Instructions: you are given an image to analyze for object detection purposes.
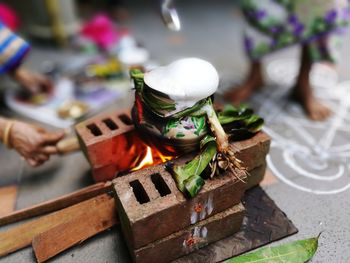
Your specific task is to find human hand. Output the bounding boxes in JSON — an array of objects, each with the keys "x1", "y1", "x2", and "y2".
[
  {"x1": 10, "y1": 67, "x2": 53, "y2": 95},
  {"x1": 9, "y1": 121, "x2": 64, "y2": 167}
]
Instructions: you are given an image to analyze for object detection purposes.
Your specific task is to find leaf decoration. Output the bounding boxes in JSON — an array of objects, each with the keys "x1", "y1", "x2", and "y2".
[
  {"x1": 218, "y1": 104, "x2": 264, "y2": 140},
  {"x1": 225, "y1": 235, "x2": 320, "y2": 263},
  {"x1": 129, "y1": 69, "x2": 144, "y2": 93},
  {"x1": 165, "y1": 135, "x2": 217, "y2": 197}
]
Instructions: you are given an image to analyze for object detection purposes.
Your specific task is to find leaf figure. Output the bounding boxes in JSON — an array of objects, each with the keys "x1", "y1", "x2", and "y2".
[{"x1": 225, "y1": 235, "x2": 320, "y2": 263}]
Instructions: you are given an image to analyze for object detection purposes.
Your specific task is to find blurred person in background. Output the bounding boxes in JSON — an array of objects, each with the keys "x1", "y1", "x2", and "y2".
[
  {"x1": 226, "y1": 0, "x2": 350, "y2": 120},
  {"x1": 0, "y1": 4, "x2": 64, "y2": 167}
]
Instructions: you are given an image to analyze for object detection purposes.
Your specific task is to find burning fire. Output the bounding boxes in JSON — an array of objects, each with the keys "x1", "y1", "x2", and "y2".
[
  {"x1": 113, "y1": 131, "x2": 176, "y2": 175},
  {"x1": 131, "y1": 145, "x2": 174, "y2": 171}
]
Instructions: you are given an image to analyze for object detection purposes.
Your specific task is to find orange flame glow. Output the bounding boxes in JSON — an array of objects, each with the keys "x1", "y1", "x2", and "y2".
[{"x1": 131, "y1": 146, "x2": 174, "y2": 171}]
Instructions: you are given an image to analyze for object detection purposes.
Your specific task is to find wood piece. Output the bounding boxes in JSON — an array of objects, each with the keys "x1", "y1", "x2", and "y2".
[
  {"x1": 56, "y1": 136, "x2": 80, "y2": 155},
  {"x1": 32, "y1": 197, "x2": 118, "y2": 262},
  {"x1": 0, "y1": 182, "x2": 113, "y2": 226},
  {"x1": 0, "y1": 194, "x2": 112, "y2": 257},
  {"x1": 0, "y1": 185, "x2": 17, "y2": 216}
]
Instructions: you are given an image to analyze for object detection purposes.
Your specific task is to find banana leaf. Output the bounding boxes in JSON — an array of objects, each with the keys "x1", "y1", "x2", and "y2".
[
  {"x1": 218, "y1": 105, "x2": 254, "y2": 124},
  {"x1": 130, "y1": 69, "x2": 209, "y2": 119},
  {"x1": 130, "y1": 69, "x2": 145, "y2": 93},
  {"x1": 226, "y1": 235, "x2": 320, "y2": 263},
  {"x1": 219, "y1": 104, "x2": 264, "y2": 140},
  {"x1": 142, "y1": 88, "x2": 177, "y2": 112},
  {"x1": 166, "y1": 136, "x2": 217, "y2": 197}
]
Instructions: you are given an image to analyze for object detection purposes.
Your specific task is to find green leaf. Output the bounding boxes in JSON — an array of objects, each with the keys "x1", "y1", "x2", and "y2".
[
  {"x1": 200, "y1": 135, "x2": 216, "y2": 149},
  {"x1": 192, "y1": 116, "x2": 206, "y2": 136},
  {"x1": 218, "y1": 105, "x2": 254, "y2": 124},
  {"x1": 129, "y1": 69, "x2": 144, "y2": 93},
  {"x1": 175, "y1": 132, "x2": 185, "y2": 138},
  {"x1": 217, "y1": 104, "x2": 264, "y2": 137},
  {"x1": 225, "y1": 235, "x2": 320, "y2": 263},
  {"x1": 166, "y1": 139, "x2": 217, "y2": 197},
  {"x1": 184, "y1": 175, "x2": 205, "y2": 198},
  {"x1": 171, "y1": 99, "x2": 208, "y2": 119},
  {"x1": 142, "y1": 88, "x2": 177, "y2": 112},
  {"x1": 244, "y1": 115, "x2": 265, "y2": 133}
]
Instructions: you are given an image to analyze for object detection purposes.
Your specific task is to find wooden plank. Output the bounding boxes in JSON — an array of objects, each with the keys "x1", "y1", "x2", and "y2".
[
  {"x1": 0, "y1": 194, "x2": 112, "y2": 257},
  {"x1": 32, "y1": 197, "x2": 118, "y2": 262},
  {"x1": 0, "y1": 182, "x2": 112, "y2": 226},
  {"x1": 0, "y1": 185, "x2": 18, "y2": 216},
  {"x1": 32, "y1": 199, "x2": 118, "y2": 262}
]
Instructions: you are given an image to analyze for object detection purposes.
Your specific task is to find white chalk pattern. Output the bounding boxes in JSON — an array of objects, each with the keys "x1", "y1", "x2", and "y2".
[{"x1": 253, "y1": 58, "x2": 350, "y2": 195}]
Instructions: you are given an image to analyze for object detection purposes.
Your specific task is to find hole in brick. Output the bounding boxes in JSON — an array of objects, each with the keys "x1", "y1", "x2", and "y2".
[
  {"x1": 151, "y1": 173, "x2": 171, "y2": 197},
  {"x1": 119, "y1": 114, "x2": 133, "y2": 125},
  {"x1": 103, "y1": 118, "x2": 119, "y2": 131},
  {"x1": 130, "y1": 180, "x2": 150, "y2": 204},
  {"x1": 87, "y1": 123, "x2": 102, "y2": 136}
]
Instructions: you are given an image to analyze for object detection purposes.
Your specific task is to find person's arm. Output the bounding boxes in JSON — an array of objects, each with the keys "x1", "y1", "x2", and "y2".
[
  {"x1": 10, "y1": 67, "x2": 53, "y2": 94},
  {"x1": 0, "y1": 117, "x2": 64, "y2": 167},
  {"x1": 0, "y1": 22, "x2": 53, "y2": 94},
  {"x1": 0, "y1": 22, "x2": 30, "y2": 74}
]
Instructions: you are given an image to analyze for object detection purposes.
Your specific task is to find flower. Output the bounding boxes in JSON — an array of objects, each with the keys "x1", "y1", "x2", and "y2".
[{"x1": 81, "y1": 14, "x2": 120, "y2": 50}]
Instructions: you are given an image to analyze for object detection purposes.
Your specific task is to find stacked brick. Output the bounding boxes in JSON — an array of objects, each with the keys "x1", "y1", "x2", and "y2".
[{"x1": 74, "y1": 108, "x2": 270, "y2": 262}]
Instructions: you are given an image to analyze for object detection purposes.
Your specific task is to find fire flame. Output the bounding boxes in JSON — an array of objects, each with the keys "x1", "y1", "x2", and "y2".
[{"x1": 131, "y1": 145, "x2": 174, "y2": 171}]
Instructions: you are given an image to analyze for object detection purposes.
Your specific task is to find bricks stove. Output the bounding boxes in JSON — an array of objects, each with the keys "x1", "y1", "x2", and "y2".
[{"x1": 74, "y1": 109, "x2": 271, "y2": 263}]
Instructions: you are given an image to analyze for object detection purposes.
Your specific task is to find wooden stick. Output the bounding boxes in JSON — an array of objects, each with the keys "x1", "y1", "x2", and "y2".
[
  {"x1": 0, "y1": 185, "x2": 18, "y2": 216},
  {"x1": 0, "y1": 182, "x2": 113, "y2": 226},
  {"x1": 0, "y1": 194, "x2": 112, "y2": 257},
  {"x1": 32, "y1": 197, "x2": 118, "y2": 262},
  {"x1": 56, "y1": 137, "x2": 80, "y2": 155}
]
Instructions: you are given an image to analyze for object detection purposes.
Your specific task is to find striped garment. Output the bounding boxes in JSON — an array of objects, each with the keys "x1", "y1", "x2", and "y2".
[{"x1": 0, "y1": 22, "x2": 30, "y2": 74}]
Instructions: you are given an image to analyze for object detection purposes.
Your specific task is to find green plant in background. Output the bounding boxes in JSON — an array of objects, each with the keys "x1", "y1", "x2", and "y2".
[{"x1": 226, "y1": 235, "x2": 320, "y2": 263}]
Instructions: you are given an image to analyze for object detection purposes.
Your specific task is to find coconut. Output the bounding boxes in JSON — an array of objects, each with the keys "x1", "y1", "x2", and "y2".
[{"x1": 143, "y1": 58, "x2": 219, "y2": 116}]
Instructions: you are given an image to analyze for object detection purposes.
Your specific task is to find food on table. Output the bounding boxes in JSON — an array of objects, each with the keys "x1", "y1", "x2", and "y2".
[{"x1": 57, "y1": 100, "x2": 90, "y2": 120}]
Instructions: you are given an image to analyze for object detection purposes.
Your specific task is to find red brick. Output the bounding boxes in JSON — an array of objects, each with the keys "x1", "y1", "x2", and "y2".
[
  {"x1": 113, "y1": 162, "x2": 247, "y2": 249},
  {"x1": 232, "y1": 132, "x2": 270, "y2": 171},
  {"x1": 132, "y1": 203, "x2": 245, "y2": 263},
  {"x1": 247, "y1": 162, "x2": 267, "y2": 189},
  {"x1": 91, "y1": 163, "x2": 119, "y2": 182},
  {"x1": 75, "y1": 109, "x2": 140, "y2": 181}
]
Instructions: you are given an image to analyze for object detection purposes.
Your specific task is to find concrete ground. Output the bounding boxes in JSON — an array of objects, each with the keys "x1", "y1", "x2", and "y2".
[{"x1": 1, "y1": 1, "x2": 350, "y2": 262}]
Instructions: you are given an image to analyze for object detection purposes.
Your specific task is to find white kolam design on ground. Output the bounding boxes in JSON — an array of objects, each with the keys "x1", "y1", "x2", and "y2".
[{"x1": 253, "y1": 58, "x2": 350, "y2": 195}]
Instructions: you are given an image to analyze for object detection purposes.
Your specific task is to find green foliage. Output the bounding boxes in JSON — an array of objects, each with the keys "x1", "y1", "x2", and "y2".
[
  {"x1": 129, "y1": 69, "x2": 144, "y2": 93},
  {"x1": 167, "y1": 136, "x2": 217, "y2": 197},
  {"x1": 218, "y1": 105, "x2": 264, "y2": 134},
  {"x1": 225, "y1": 236, "x2": 319, "y2": 263}
]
